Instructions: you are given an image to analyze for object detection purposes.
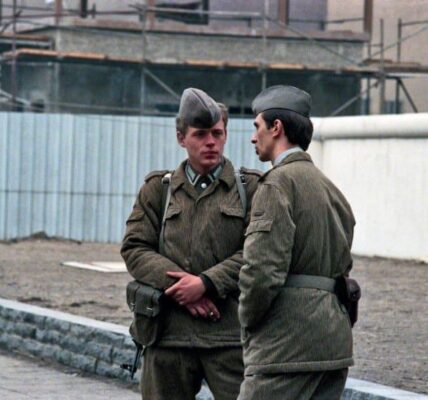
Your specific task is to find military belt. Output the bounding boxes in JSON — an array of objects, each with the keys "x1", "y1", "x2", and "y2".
[{"x1": 285, "y1": 274, "x2": 336, "y2": 293}]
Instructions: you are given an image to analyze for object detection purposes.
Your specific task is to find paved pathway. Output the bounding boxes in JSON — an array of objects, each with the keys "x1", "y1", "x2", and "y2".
[
  {"x1": 2, "y1": 349, "x2": 428, "y2": 400},
  {"x1": 0, "y1": 349, "x2": 139, "y2": 400}
]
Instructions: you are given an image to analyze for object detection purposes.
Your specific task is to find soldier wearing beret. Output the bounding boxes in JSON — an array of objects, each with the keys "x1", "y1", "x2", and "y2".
[
  {"x1": 121, "y1": 88, "x2": 261, "y2": 399},
  {"x1": 238, "y1": 85, "x2": 356, "y2": 400}
]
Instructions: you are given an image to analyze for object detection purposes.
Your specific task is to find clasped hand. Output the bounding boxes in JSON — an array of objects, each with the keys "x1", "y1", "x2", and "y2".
[{"x1": 165, "y1": 271, "x2": 220, "y2": 320}]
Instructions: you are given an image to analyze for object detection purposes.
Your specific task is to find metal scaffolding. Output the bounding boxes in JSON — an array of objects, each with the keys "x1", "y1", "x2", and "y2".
[{"x1": 0, "y1": 0, "x2": 427, "y2": 115}]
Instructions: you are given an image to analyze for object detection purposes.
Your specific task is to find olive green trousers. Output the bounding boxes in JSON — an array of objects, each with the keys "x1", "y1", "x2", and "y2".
[
  {"x1": 141, "y1": 346, "x2": 244, "y2": 400},
  {"x1": 238, "y1": 368, "x2": 348, "y2": 400}
]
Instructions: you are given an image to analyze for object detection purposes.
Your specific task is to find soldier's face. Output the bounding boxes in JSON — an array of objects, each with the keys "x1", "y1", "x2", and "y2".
[
  {"x1": 177, "y1": 119, "x2": 227, "y2": 175},
  {"x1": 252, "y1": 113, "x2": 274, "y2": 162}
]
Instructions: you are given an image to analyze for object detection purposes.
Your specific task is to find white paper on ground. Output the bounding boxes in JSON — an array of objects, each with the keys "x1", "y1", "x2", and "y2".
[{"x1": 60, "y1": 261, "x2": 127, "y2": 273}]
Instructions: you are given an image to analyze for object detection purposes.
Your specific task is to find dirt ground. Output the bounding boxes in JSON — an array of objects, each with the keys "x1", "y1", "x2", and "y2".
[{"x1": 0, "y1": 236, "x2": 427, "y2": 394}]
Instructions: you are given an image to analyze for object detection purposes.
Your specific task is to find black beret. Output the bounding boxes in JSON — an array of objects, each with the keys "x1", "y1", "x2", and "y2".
[
  {"x1": 252, "y1": 85, "x2": 312, "y2": 118},
  {"x1": 178, "y1": 88, "x2": 221, "y2": 128}
]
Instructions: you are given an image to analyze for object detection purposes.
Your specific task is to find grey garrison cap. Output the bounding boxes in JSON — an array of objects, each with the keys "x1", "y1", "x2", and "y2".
[
  {"x1": 252, "y1": 85, "x2": 312, "y2": 118},
  {"x1": 178, "y1": 88, "x2": 221, "y2": 128}
]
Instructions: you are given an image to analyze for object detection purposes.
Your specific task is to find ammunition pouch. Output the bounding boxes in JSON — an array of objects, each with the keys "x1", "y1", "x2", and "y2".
[
  {"x1": 335, "y1": 276, "x2": 361, "y2": 327},
  {"x1": 126, "y1": 280, "x2": 165, "y2": 347}
]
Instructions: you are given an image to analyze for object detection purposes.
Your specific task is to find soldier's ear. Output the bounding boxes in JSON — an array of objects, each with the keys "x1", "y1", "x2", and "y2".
[
  {"x1": 177, "y1": 131, "x2": 186, "y2": 148},
  {"x1": 272, "y1": 119, "x2": 283, "y2": 138}
]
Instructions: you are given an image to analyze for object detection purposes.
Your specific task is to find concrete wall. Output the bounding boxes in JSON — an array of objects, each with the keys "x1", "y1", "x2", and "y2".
[
  {"x1": 311, "y1": 113, "x2": 428, "y2": 261},
  {"x1": 1, "y1": 111, "x2": 427, "y2": 261},
  {"x1": 45, "y1": 28, "x2": 364, "y2": 68},
  {"x1": 0, "y1": 112, "x2": 266, "y2": 243}
]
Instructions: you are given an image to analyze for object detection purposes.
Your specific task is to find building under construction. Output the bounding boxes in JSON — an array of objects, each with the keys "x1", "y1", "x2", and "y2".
[{"x1": 0, "y1": 0, "x2": 427, "y2": 116}]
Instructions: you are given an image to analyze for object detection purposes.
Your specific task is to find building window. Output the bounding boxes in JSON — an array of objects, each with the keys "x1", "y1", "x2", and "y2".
[{"x1": 156, "y1": 0, "x2": 209, "y2": 25}]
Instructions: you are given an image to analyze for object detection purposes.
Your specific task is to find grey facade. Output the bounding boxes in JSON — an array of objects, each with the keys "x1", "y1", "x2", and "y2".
[
  {"x1": 0, "y1": 0, "x2": 368, "y2": 116},
  {"x1": 1, "y1": 0, "x2": 329, "y2": 30}
]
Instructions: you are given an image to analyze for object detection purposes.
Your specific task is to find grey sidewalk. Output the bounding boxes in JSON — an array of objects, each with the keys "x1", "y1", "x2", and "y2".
[
  {"x1": 2, "y1": 349, "x2": 427, "y2": 400},
  {"x1": 0, "y1": 349, "x2": 139, "y2": 400},
  {"x1": 1, "y1": 297, "x2": 426, "y2": 400}
]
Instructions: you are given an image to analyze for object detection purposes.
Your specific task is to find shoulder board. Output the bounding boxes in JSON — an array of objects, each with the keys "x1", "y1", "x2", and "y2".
[
  {"x1": 258, "y1": 166, "x2": 278, "y2": 182},
  {"x1": 144, "y1": 170, "x2": 170, "y2": 183},
  {"x1": 240, "y1": 167, "x2": 263, "y2": 177}
]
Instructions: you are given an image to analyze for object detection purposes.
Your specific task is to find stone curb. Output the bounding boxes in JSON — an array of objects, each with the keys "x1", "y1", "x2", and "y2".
[
  {"x1": 344, "y1": 378, "x2": 428, "y2": 400},
  {"x1": 0, "y1": 298, "x2": 426, "y2": 400},
  {"x1": 0, "y1": 298, "x2": 134, "y2": 382}
]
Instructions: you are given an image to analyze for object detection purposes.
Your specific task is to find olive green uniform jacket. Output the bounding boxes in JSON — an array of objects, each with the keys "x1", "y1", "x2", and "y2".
[
  {"x1": 239, "y1": 151, "x2": 355, "y2": 375},
  {"x1": 122, "y1": 158, "x2": 260, "y2": 348}
]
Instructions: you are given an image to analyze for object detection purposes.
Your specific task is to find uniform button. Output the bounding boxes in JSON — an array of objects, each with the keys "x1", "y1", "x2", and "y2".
[{"x1": 201, "y1": 182, "x2": 207, "y2": 189}]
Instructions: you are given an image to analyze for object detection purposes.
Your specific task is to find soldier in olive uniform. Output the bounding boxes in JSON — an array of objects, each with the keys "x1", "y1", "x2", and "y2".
[
  {"x1": 238, "y1": 85, "x2": 355, "y2": 400},
  {"x1": 121, "y1": 88, "x2": 260, "y2": 400}
]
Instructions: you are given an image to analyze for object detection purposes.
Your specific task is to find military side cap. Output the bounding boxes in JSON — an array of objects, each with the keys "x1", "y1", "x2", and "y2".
[
  {"x1": 252, "y1": 85, "x2": 312, "y2": 118},
  {"x1": 178, "y1": 88, "x2": 221, "y2": 128}
]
